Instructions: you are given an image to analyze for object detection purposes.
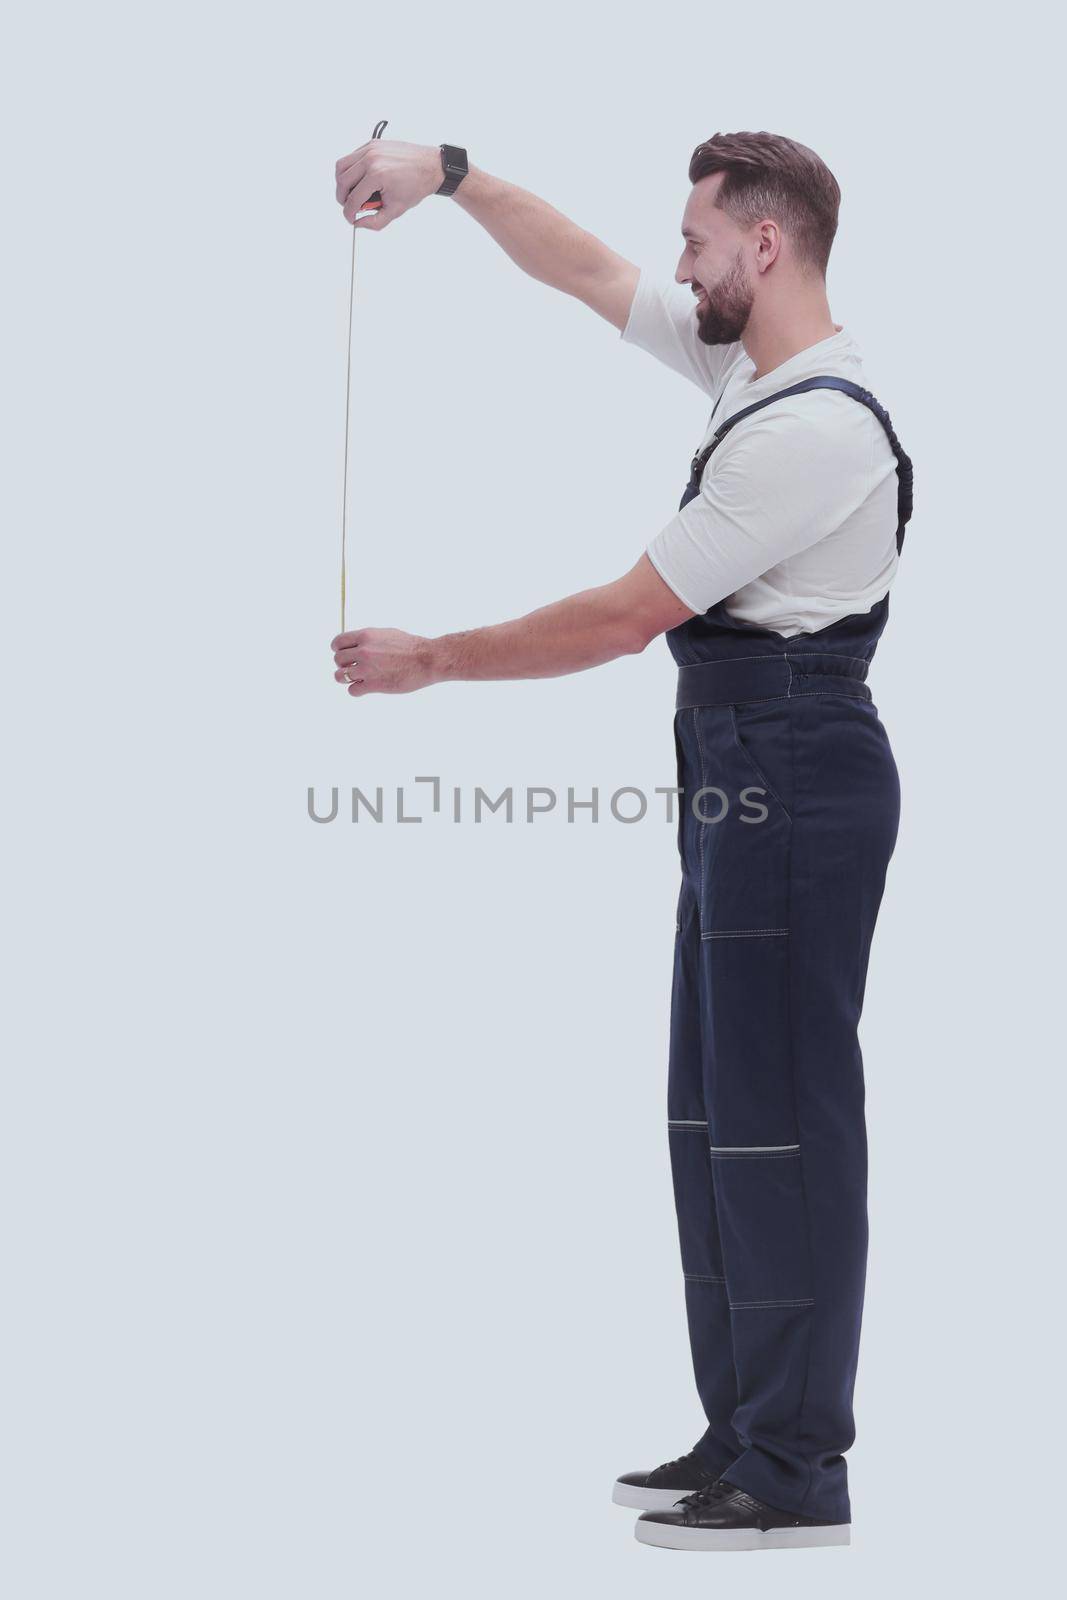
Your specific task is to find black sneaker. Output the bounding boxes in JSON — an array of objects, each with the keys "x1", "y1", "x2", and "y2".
[
  {"x1": 612, "y1": 1449, "x2": 724, "y2": 1511},
  {"x1": 635, "y1": 1481, "x2": 850, "y2": 1550}
]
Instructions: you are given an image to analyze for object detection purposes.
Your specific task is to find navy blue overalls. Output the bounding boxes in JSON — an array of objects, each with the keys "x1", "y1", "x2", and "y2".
[{"x1": 666, "y1": 377, "x2": 912, "y2": 1524}]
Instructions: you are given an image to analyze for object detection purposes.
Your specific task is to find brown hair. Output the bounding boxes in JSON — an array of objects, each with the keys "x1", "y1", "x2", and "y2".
[{"x1": 689, "y1": 132, "x2": 841, "y2": 275}]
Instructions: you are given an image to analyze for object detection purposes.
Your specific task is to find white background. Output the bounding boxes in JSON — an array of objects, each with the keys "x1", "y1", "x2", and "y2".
[{"x1": 3, "y1": 2, "x2": 1064, "y2": 1595}]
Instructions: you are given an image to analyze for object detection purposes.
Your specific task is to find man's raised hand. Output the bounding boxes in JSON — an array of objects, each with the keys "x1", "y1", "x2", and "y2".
[{"x1": 334, "y1": 140, "x2": 443, "y2": 231}]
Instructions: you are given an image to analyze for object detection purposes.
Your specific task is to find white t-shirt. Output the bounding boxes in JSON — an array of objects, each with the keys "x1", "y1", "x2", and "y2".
[{"x1": 620, "y1": 268, "x2": 900, "y2": 637}]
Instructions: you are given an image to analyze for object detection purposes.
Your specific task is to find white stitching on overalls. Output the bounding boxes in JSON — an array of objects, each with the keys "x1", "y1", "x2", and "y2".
[
  {"x1": 729, "y1": 1298, "x2": 815, "y2": 1310},
  {"x1": 708, "y1": 1143, "x2": 800, "y2": 1154}
]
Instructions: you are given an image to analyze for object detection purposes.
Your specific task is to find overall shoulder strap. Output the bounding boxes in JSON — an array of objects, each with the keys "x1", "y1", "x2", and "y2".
[{"x1": 694, "y1": 375, "x2": 914, "y2": 553}]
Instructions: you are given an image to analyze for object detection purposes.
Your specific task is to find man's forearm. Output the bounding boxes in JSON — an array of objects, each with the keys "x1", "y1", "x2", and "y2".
[
  {"x1": 431, "y1": 585, "x2": 648, "y2": 684},
  {"x1": 453, "y1": 166, "x2": 638, "y2": 327},
  {"x1": 425, "y1": 557, "x2": 692, "y2": 687}
]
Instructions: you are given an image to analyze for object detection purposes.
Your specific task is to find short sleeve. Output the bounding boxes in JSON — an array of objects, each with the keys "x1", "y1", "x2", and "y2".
[
  {"x1": 645, "y1": 398, "x2": 879, "y2": 614},
  {"x1": 620, "y1": 267, "x2": 740, "y2": 397}
]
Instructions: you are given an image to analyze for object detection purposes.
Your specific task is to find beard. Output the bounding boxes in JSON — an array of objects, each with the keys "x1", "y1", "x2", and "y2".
[{"x1": 695, "y1": 250, "x2": 754, "y2": 345}]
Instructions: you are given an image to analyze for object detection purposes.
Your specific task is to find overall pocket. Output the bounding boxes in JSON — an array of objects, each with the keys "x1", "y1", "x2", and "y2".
[
  {"x1": 711, "y1": 1147, "x2": 813, "y2": 1307},
  {"x1": 729, "y1": 701, "x2": 794, "y2": 822},
  {"x1": 694, "y1": 703, "x2": 791, "y2": 937}
]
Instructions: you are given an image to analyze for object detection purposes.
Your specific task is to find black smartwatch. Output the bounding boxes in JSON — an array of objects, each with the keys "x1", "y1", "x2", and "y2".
[{"x1": 437, "y1": 144, "x2": 468, "y2": 196}]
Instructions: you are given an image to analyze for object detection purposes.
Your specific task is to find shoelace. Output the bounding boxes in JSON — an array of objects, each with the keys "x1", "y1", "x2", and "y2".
[
  {"x1": 676, "y1": 1479, "x2": 731, "y2": 1509},
  {"x1": 653, "y1": 1452, "x2": 696, "y2": 1475}
]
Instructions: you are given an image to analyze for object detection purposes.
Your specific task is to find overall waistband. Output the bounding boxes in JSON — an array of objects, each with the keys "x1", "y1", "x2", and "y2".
[{"x1": 675, "y1": 653, "x2": 872, "y2": 710}]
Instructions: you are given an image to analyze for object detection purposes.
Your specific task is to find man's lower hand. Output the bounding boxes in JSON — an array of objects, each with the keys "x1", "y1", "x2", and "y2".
[{"x1": 331, "y1": 629, "x2": 441, "y2": 696}]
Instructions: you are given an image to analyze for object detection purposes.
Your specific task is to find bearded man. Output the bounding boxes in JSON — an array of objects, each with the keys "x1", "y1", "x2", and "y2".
[{"x1": 332, "y1": 130, "x2": 910, "y2": 1553}]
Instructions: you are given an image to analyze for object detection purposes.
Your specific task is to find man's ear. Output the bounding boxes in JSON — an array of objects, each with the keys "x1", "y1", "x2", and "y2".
[{"x1": 755, "y1": 219, "x2": 782, "y2": 273}]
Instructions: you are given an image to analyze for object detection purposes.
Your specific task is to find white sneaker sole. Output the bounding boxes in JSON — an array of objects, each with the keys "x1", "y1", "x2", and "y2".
[
  {"x1": 635, "y1": 1519, "x2": 851, "y2": 1551},
  {"x1": 612, "y1": 1481, "x2": 700, "y2": 1511}
]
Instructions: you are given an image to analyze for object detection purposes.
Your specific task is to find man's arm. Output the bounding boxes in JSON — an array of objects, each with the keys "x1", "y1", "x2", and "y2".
[
  {"x1": 331, "y1": 556, "x2": 693, "y2": 696},
  {"x1": 335, "y1": 140, "x2": 639, "y2": 330},
  {"x1": 453, "y1": 168, "x2": 639, "y2": 330}
]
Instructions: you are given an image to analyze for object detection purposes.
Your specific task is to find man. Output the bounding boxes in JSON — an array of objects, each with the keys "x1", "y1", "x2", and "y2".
[{"x1": 332, "y1": 131, "x2": 909, "y2": 1553}]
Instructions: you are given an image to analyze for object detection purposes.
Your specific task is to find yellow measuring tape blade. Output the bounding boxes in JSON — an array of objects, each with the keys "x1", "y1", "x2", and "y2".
[{"x1": 339, "y1": 222, "x2": 357, "y2": 634}]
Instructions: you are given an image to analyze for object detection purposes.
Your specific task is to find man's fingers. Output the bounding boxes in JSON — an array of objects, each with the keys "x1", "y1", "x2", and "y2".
[
  {"x1": 334, "y1": 646, "x2": 362, "y2": 666},
  {"x1": 335, "y1": 157, "x2": 368, "y2": 204},
  {"x1": 353, "y1": 206, "x2": 394, "y2": 232},
  {"x1": 334, "y1": 655, "x2": 372, "y2": 677},
  {"x1": 331, "y1": 631, "x2": 364, "y2": 652},
  {"x1": 334, "y1": 143, "x2": 372, "y2": 180},
  {"x1": 342, "y1": 172, "x2": 384, "y2": 221}
]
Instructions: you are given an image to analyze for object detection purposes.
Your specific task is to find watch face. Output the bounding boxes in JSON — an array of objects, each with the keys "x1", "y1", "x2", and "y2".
[{"x1": 437, "y1": 146, "x2": 467, "y2": 193}]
